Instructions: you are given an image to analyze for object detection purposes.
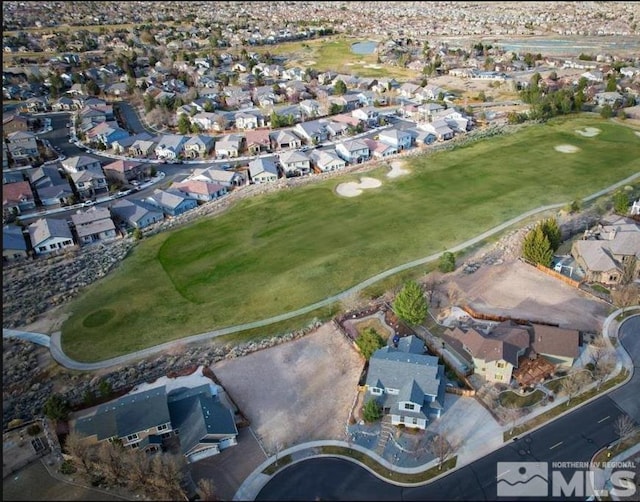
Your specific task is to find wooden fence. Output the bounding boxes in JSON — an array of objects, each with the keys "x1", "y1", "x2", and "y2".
[{"x1": 535, "y1": 263, "x2": 581, "y2": 288}]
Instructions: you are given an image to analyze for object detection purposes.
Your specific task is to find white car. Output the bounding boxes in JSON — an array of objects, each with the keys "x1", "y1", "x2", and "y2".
[{"x1": 83, "y1": 200, "x2": 96, "y2": 207}]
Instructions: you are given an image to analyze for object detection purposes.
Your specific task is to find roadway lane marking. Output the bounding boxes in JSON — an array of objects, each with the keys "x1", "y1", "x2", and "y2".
[
  {"x1": 497, "y1": 469, "x2": 511, "y2": 479},
  {"x1": 598, "y1": 416, "x2": 610, "y2": 423},
  {"x1": 550, "y1": 441, "x2": 563, "y2": 449}
]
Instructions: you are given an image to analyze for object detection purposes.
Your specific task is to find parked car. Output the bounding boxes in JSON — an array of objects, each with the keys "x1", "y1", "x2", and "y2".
[{"x1": 83, "y1": 200, "x2": 96, "y2": 207}]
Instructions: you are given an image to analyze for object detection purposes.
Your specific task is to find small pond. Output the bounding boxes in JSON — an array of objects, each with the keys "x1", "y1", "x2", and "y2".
[{"x1": 351, "y1": 40, "x2": 378, "y2": 55}]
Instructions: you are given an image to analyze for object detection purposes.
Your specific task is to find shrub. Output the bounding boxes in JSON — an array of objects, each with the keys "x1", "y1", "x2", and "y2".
[
  {"x1": 26, "y1": 424, "x2": 42, "y2": 436},
  {"x1": 60, "y1": 460, "x2": 77, "y2": 475},
  {"x1": 363, "y1": 399, "x2": 382, "y2": 423}
]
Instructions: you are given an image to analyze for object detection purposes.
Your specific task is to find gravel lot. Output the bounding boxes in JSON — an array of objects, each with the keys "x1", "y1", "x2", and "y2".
[
  {"x1": 449, "y1": 259, "x2": 610, "y2": 333},
  {"x1": 211, "y1": 322, "x2": 364, "y2": 454}
]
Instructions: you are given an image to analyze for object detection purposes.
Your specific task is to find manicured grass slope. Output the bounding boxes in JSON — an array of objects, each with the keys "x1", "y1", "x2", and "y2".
[{"x1": 61, "y1": 118, "x2": 640, "y2": 361}]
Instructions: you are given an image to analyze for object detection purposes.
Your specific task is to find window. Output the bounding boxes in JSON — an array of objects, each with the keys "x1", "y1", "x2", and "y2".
[
  {"x1": 157, "y1": 424, "x2": 168, "y2": 432},
  {"x1": 130, "y1": 443, "x2": 139, "y2": 449},
  {"x1": 126, "y1": 433, "x2": 139, "y2": 442},
  {"x1": 405, "y1": 403, "x2": 415, "y2": 411},
  {"x1": 497, "y1": 362, "x2": 505, "y2": 369},
  {"x1": 370, "y1": 387, "x2": 382, "y2": 395},
  {"x1": 495, "y1": 374, "x2": 503, "y2": 381}
]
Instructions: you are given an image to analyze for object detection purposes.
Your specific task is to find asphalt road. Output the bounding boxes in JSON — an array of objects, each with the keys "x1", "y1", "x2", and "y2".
[{"x1": 256, "y1": 320, "x2": 640, "y2": 501}]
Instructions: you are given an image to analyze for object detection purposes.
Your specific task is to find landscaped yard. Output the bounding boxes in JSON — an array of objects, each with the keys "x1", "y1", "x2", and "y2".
[
  {"x1": 499, "y1": 389, "x2": 545, "y2": 408},
  {"x1": 60, "y1": 117, "x2": 640, "y2": 361}
]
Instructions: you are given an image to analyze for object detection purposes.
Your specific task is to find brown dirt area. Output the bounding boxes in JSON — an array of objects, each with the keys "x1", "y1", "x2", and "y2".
[
  {"x1": 447, "y1": 259, "x2": 610, "y2": 333},
  {"x1": 210, "y1": 322, "x2": 364, "y2": 454}
]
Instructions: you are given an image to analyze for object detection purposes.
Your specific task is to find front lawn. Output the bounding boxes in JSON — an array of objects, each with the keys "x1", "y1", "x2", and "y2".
[
  {"x1": 499, "y1": 389, "x2": 545, "y2": 408},
  {"x1": 61, "y1": 118, "x2": 640, "y2": 361}
]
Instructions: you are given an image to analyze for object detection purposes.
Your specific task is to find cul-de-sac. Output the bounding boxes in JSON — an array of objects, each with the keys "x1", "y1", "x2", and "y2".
[{"x1": 2, "y1": 2, "x2": 639, "y2": 501}]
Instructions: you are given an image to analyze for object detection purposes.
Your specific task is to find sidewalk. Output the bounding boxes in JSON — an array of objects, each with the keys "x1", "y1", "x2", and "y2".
[{"x1": 590, "y1": 442, "x2": 640, "y2": 500}]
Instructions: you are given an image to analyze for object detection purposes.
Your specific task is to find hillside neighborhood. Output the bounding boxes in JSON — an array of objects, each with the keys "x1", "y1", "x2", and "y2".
[{"x1": 2, "y1": 2, "x2": 640, "y2": 502}]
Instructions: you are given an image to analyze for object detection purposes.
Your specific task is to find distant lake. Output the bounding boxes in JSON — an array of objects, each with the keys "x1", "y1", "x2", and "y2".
[{"x1": 351, "y1": 41, "x2": 378, "y2": 55}]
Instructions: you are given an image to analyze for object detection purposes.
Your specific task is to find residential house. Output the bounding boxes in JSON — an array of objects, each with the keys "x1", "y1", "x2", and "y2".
[
  {"x1": 308, "y1": 148, "x2": 346, "y2": 173},
  {"x1": 109, "y1": 198, "x2": 163, "y2": 229},
  {"x1": 190, "y1": 166, "x2": 246, "y2": 187},
  {"x1": 51, "y1": 96, "x2": 77, "y2": 112},
  {"x1": 351, "y1": 106, "x2": 380, "y2": 127},
  {"x1": 364, "y1": 335, "x2": 446, "y2": 430},
  {"x1": 155, "y1": 134, "x2": 187, "y2": 160},
  {"x1": 184, "y1": 135, "x2": 215, "y2": 159},
  {"x1": 69, "y1": 167, "x2": 108, "y2": 200},
  {"x1": 70, "y1": 207, "x2": 117, "y2": 246},
  {"x1": 416, "y1": 102, "x2": 446, "y2": 122},
  {"x1": 6, "y1": 131, "x2": 39, "y2": 159},
  {"x1": 330, "y1": 93, "x2": 361, "y2": 112},
  {"x1": 335, "y1": 138, "x2": 370, "y2": 164},
  {"x1": 398, "y1": 82, "x2": 422, "y2": 99},
  {"x1": 445, "y1": 322, "x2": 530, "y2": 384},
  {"x1": 294, "y1": 120, "x2": 329, "y2": 145},
  {"x1": 270, "y1": 129, "x2": 303, "y2": 150},
  {"x1": 112, "y1": 132, "x2": 153, "y2": 155},
  {"x1": 73, "y1": 384, "x2": 238, "y2": 462},
  {"x1": 167, "y1": 384, "x2": 239, "y2": 463},
  {"x1": 278, "y1": 150, "x2": 311, "y2": 177},
  {"x1": 378, "y1": 128, "x2": 413, "y2": 151},
  {"x1": 407, "y1": 128, "x2": 437, "y2": 146},
  {"x1": 171, "y1": 180, "x2": 228, "y2": 202},
  {"x1": 128, "y1": 138, "x2": 157, "y2": 158},
  {"x1": 324, "y1": 120, "x2": 349, "y2": 139},
  {"x1": 299, "y1": 99, "x2": 321, "y2": 119},
  {"x1": 248, "y1": 157, "x2": 279, "y2": 184},
  {"x1": 145, "y1": 189, "x2": 198, "y2": 217},
  {"x1": 191, "y1": 112, "x2": 228, "y2": 132},
  {"x1": 86, "y1": 121, "x2": 130, "y2": 148},
  {"x1": 234, "y1": 110, "x2": 265, "y2": 130},
  {"x1": 529, "y1": 324, "x2": 580, "y2": 368},
  {"x1": 244, "y1": 129, "x2": 272, "y2": 155},
  {"x1": 418, "y1": 119, "x2": 454, "y2": 141},
  {"x1": 102, "y1": 160, "x2": 146, "y2": 185},
  {"x1": 3, "y1": 224, "x2": 28, "y2": 261},
  {"x1": 215, "y1": 134, "x2": 244, "y2": 159},
  {"x1": 431, "y1": 108, "x2": 471, "y2": 132},
  {"x1": 363, "y1": 138, "x2": 397, "y2": 159},
  {"x1": 61, "y1": 155, "x2": 102, "y2": 174},
  {"x1": 594, "y1": 91, "x2": 624, "y2": 107},
  {"x1": 571, "y1": 216, "x2": 640, "y2": 285},
  {"x1": 30, "y1": 165, "x2": 74, "y2": 207},
  {"x1": 3, "y1": 180, "x2": 36, "y2": 218},
  {"x1": 28, "y1": 217, "x2": 75, "y2": 255}
]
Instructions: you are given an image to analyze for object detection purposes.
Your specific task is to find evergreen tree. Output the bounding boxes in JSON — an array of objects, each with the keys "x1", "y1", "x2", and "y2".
[
  {"x1": 393, "y1": 280, "x2": 428, "y2": 326},
  {"x1": 438, "y1": 251, "x2": 456, "y2": 273},
  {"x1": 522, "y1": 226, "x2": 553, "y2": 266},
  {"x1": 613, "y1": 190, "x2": 629, "y2": 214},
  {"x1": 355, "y1": 328, "x2": 385, "y2": 360},
  {"x1": 362, "y1": 399, "x2": 382, "y2": 423},
  {"x1": 540, "y1": 218, "x2": 562, "y2": 251}
]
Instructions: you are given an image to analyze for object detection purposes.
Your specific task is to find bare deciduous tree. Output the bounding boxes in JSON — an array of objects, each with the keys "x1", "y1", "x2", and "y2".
[
  {"x1": 428, "y1": 432, "x2": 457, "y2": 470},
  {"x1": 611, "y1": 284, "x2": 640, "y2": 314},
  {"x1": 96, "y1": 441, "x2": 128, "y2": 486},
  {"x1": 149, "y1": 453, "x2": 188, "y2": 501},
  {"x1": 64, "y1": 431, "x2": 95, "y2": 475},
  {"x1": 123, "y1": 449, "x2": 153, "y2": 493},
  {"x1": 589, "y1": 337, "x2": 614, "y2": 373},
  {"x1": 501, "y1": 403, "x2": 523, "y2": 436},
  {"x1": 340, "y1": 290, "x2": 365, "y2": 313},
  {"x1": 423, "y1": 271, "x2": 442, "y2": 305},
  {"x1": 593, "y1": 356, "x2": 616, "y2": 390},
  {"x1": 196, "y1": 478, "x2": 218, "y2": 501},
  {"x1": 446, "y1": 283, "x2": 462, "y2": 307},
  {"x1": 614, "y1": 414, "x2": 637, "y2": 442},
  {"x1": 561, "y1": 370, "x2": 589, "y2": 406}
]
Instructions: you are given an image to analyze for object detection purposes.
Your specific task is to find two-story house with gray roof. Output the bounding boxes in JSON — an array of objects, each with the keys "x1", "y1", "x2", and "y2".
[
  {"x1": 73, "y1": 384, "x2": 238, "y2": 462},
  {"x1": 364, "y1": 335, "x2": 446, "y2": 430},
  {"x1": 145, "y1": 189, "x2": 198, "y2": 217}
]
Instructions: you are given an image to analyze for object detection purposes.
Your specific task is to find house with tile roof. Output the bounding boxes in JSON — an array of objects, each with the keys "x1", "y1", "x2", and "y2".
[
  {"x1": 308, "y1": 148, "x2": 346, "y2": 173},
  {"x1": 72, "y1": 384, "x2": 238, "y2": 462},
  {"x1": 155, "y1": 134, "x2": 188, "y2": 160},
  {"x1": 335, "y1": 138, "x2": 370, "y2": 164},
  {"x1": 69, "y1": 167, "x2": 108, "y2": 200},
  {"x1": 171, "y1": 180, "x2": 228, "y2": 202},
  {"x1": 3, "y1": 180, "x2": 36, "y2": 217},
  {"x1": 244, "y1": 129, "x2": 272, "y2": 155},
  {"x1": 28, "y1": 217, "x2": 75, "y2": 255},
  {"x1": 278, "y1": 150, "x2": 311, "y2": 177},
  {"x1": 364, "y1": 335, "x2": 446, "y2": 430},
  {"x1": 102, "y1": 160, "x2": 146, "y2": 185},
  {"x1": 184, "y1": 135, "x2": 215, "y2": 159},
  {"x1": 190, "y1": 166, "x2": 246, "y2": 187},
  {"x1": 571, "y1": 215, "x2": 640, "y2": 285},
  {"x1": 444, "y1": 321, "x2": 581, "y2": 384},
  {"x1": 61, "y1": 155, "x2": 102, "y2": 174}
]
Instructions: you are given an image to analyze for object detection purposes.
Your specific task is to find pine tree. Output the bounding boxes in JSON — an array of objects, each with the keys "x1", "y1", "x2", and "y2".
[
  {"x1": 522, "y1": 226, "x2": 553, "y2": 266},
  {"x1": 541, "y1": 218, "x2": 562, "y2": 251},
  {"x1": 393, "y1": 280, "x2": 428, "y2": 325}
]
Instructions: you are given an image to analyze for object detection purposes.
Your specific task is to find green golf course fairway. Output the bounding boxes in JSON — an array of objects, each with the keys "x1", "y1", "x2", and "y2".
[{"x1": 61, "y1": 117, "x2": 640, "y2": 362}]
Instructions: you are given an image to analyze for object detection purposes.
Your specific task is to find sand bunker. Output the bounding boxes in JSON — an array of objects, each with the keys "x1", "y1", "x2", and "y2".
[
  {"x1": 635, "y1": 131, "x2": 640, "y2": 138},
  {"x1": 555, "y1": 144, "x2": 580, "y2": 153},
  {"x1": 387, "y1": 160, "x2": 410, "y2": 178},
  {"x1": 336, "y1": 176, "x2": 382, "y2": 197},
  {"x1": 575, "y1": 127, "x2": 601, "y2": 137}
]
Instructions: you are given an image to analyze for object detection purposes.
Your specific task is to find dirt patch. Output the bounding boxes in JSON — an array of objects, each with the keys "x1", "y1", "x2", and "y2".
[
  {"x1": 211, "y1": 323, "x2": 364, "y2": 453},
  {"x1": 448, "y1": 260, "x2": 609, "y2": 332}
]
